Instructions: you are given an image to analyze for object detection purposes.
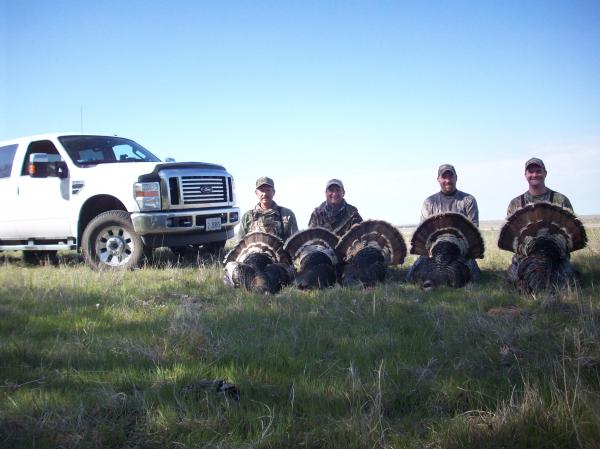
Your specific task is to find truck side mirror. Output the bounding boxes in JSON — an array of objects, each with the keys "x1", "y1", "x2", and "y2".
[
  {"x1": 28, "y1": 153, "x2": 69, "y2": 179},
  {"x1": 29, "y1": 153, "x2": 49, "y2": 178}
]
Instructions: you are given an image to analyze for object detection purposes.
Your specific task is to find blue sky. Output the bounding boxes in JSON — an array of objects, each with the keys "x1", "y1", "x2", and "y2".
[{"x1": 2, "y1": 0, "x2": 599, "y2": 225}]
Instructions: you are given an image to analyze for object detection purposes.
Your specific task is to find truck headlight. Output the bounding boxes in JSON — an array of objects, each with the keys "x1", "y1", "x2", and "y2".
[
  {"x1": 230, "y1": 177, "x2": 236, "y2": 203},
  {"x1": 134, "y1": 182, "x2": 161, "y2": 210}
]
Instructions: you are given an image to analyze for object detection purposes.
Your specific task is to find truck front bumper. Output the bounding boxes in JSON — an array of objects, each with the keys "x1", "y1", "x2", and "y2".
[{"x1": 131, "y1": 207, "x2": 239, "y2": 238}]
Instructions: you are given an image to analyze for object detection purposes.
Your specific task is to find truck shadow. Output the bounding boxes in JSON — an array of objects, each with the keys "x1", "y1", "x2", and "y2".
[
  {"x1": 0, "y1": 247, "x2": 223, "y2": 269},
  {"x1": 143, "y1": 247, "x2": 224, "y2": 268}
]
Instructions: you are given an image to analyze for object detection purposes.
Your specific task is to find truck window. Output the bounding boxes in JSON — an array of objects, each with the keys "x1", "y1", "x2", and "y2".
[
  {"x1": 21, "y1": 140, "x2": 61, "y2": 175},
  {"x1": 114, "y1": 144, "x2": 148, "y2": 162},
  {"x1": 59, "y1": 135, "x2": 161, "y2": 166},
  {"x1": 0, "y1": 144, "x2": 18, "y2": 178},
  {"x1": 78, "y1": 148, "x2": 107, "y2": 163}
]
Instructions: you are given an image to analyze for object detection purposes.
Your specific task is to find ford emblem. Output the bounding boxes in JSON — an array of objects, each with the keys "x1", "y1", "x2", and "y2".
[{"x1": 200, "y1": 186, "x2": 213, "y2": 194}]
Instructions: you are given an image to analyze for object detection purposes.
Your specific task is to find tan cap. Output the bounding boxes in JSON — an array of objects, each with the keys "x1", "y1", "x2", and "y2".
[
  {"x1": 325, "y1": 178, "x2": 344, "y2": 190},
  {"x1": 525, "y1": 157, "x2": 545, "y2": 170},
  {"x1": 437, "y1": 164, "x2": 456, "y2": 177},
  {"x1": 255, "y1": 176, "x2": 274, "y2": 189}
]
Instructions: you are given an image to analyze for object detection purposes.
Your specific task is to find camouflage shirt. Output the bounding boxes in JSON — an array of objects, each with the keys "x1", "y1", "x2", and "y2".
[
  {"x1": 238, "y1": 202, "x2": 298, "y2": 241},
  {"x1": 420, "y1": 190, "x2": 479, "y2": 226},
  {"x1": 506, "y1": 189, "x2": 573, "y2": 217},
  {"x1": 308, "y1": 200, "x2": 363, "y2": 237}
]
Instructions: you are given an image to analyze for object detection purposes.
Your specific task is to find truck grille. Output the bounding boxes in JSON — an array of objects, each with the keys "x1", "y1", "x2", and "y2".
[{"x1": 180, "y1": 176, "x2": 227, "y2": 204}]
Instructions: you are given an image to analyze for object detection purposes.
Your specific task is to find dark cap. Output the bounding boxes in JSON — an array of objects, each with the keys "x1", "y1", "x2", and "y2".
[
  {"x1": 525, "y1": 157, "x2": 545, "y2": 171},
  {"x1": 437, "y1": 164, "x2": 457, "y2": 177},
  {"x1": 325, "y1": 178, "x2": 344, "y2": 190},
  {"x1": 255, "y1": 176, "x2": 274, "y2": 189}
]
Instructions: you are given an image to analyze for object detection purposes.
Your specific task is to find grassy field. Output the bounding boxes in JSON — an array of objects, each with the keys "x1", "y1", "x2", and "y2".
[{"x1": 1, "y1": 228, "x2": 600, "y2": 449}]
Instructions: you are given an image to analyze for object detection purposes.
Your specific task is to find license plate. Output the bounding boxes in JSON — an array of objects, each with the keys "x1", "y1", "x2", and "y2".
[{"x1": 205, "y1": 217, "x2": 222, "y2": 231}]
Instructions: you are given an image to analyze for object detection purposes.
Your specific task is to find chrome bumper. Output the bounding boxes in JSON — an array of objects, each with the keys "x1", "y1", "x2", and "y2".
[{"x1": 131, "y1": 207, "x2": 240, "y2": 235}]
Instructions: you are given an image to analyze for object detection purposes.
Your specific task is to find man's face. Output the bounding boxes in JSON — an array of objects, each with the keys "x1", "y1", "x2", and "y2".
[
  {"x1": 437, "y1": 171, "x2": 457, "y2": 194},
  {"x1": 525, "y1": 164, "x2": 547, "y2": 189},
  {"x1": 326, "y1": 185, "x2": 345, "y2": 208},
  {"x1": 255, "y1": 185, "x2": 275, "y2": 209}
]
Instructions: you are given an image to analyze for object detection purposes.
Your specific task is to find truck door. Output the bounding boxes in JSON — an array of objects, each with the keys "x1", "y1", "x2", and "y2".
[
  {"x1": 11, "y1": 140, "x2": 72, "y2": 239},
  {"x1": 0, "y1": 143, "x2": 20, "y2": 238}
]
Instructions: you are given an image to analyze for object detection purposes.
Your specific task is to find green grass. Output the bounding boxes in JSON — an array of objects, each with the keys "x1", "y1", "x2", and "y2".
[{"x1": 1, "y1": 230, "x2": 600, "y2": 449}]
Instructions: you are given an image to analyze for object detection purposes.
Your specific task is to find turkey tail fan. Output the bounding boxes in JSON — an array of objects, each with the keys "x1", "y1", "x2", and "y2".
[
  {"x1": 283, "y1": 228, "x2": 340, "y2": 290},
  {"x1": 222, "y1": 232, "x2": 292, "y2": 294},
  {"x1": 410, "y1": 212, "x2": 484, "y2": 259},
  {"x1": 223, "y1": 231, "x2": 289, "y2": 265},
  {"x1": 498, "y1": 202, "x2": 587, "y2": 256},
  {"x1": 283, "y1": 228, "x2": 340, "y2": 262},
  {"x1": 336, "y1": 220, "x2": 407, "y2": 265},
  {"x1": 283, "y1": 228, "x2": 340, "y2": 270}
]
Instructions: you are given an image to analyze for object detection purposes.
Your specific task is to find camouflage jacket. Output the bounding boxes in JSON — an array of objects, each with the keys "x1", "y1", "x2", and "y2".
[
  {"x1": 420, "y1": 190, "x2": 479, "y2": 226},
  {"x1": 308, "y1": 200, "x2": 363, "y2": 237},
  {"x1": 238, "y1": 202, "x2": 298, "y2": 241},
  {"x1": 506, "y1": 189, "x2": 573, "y2": 217}
]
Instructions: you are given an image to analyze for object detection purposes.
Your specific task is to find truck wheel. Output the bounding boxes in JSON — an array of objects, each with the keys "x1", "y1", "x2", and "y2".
[{"x1": 82, "y1": 210, "x2": 145, "y2": 270}]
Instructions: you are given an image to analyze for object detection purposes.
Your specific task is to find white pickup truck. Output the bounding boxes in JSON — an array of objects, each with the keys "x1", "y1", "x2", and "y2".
[{"x1": 0, "y1": 133, "x2": 240, "y2": 268}]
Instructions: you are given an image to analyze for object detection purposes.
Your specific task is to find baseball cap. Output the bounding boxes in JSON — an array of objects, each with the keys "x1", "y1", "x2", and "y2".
[
  {"x1": 325, "y1": 178, "x2": 344, "y2": 190},
  {"x1": 437, "y1": 164, "x2": 457, "y2": 177},
  {"x1": 255, "y1": 176, "x2": 274, "y2": 189},
  {"x1": 525, "y1": 157, "x2": 545, "y2": 171}
]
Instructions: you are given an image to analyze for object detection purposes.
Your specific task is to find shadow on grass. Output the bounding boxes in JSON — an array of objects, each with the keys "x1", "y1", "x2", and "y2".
[{"x1": 0, "y1": 247, "x2": 224, "y2": 269}]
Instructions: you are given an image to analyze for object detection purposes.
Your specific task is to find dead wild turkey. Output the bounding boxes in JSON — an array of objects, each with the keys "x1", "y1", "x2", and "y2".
[
  {"x1": 223, "y1": 231, "x2": 293, "y2": 294},
  {"x1": 408, "y1": 212, "x2": 484, "y2": 289},
  {"x1": 283, "y1": 227, "x2": 340, "y2": 289},
  {"x1": 498, "y1": 202, "x2": 587, "y2": 293},
  {"x1": 336, "y1": 220, "x2": 407, "y2": 288}
]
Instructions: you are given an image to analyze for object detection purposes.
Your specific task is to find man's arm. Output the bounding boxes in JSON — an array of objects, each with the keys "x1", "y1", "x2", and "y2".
[
  {"x1": 558, "y1": 194, "x2": 574, "y2": 213},
  {"x1": 237, "y1": 210, "x2": 251, "y2": 240},
  {"x1": 333, "y1": 211, "x2": 359, "y2": 236},
  {"x1": 564, "y1": 197, "x2": 574, "y2": 212},
  {"x1": 419, "y1": 199, "x2": 432, "y2": 223},
  {"x1": 352, "y1": 209, "x2": 363, "y2": 225},
  {"x1": 465, "y1": 196, "x2": 479, "y2": 227},
  {"x1": 287, "y1": 211, "x2": 299, "y2": 238},
  {"x1": 506, "y1": 197, "x2": 520, "y2": 217},
  {"x1": 308, "y1": 210, "x2": 318, "y2": 228}
]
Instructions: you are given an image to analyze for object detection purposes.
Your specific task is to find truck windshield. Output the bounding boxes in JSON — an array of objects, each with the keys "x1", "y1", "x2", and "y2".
[{"x1": 59, "y1": 135, "x2": 162, "y2": 167}]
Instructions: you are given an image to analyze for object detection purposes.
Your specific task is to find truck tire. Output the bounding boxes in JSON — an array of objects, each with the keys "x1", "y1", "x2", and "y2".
[{"x1": 82, "y1": 210, "x2": 145, "y2": 270}]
